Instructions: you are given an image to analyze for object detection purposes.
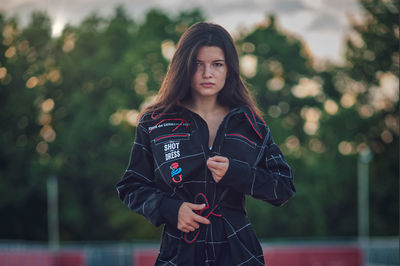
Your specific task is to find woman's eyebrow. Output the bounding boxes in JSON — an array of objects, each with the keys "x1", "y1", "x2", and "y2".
[{"x1": 195, "y1": 59, "x2": 225, "y2": 62}]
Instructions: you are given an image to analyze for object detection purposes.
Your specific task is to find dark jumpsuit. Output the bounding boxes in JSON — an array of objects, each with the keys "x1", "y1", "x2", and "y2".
[{"x1": 116, "y1": 104, "x2": 296, "y2": 265}]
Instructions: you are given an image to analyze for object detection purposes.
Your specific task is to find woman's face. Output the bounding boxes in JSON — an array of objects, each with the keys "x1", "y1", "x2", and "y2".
[{"x1": 190, "y1": 46, "x2": 227, "y2": 99}]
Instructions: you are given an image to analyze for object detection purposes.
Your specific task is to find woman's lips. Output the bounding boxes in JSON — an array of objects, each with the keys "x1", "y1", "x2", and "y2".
[{"x1": 200, "y1": 82, "x2": 215, "y2": 88}]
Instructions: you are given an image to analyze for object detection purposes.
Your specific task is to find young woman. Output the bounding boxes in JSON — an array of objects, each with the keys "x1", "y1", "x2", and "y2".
[{"x1": 116, "y1": 22, "x2": 295, "y2": 265}]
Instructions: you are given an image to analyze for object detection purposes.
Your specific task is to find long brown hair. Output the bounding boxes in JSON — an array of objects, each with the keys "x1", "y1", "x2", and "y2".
[{"x1": 140, "y1": 22, "x2": 261, "y2": 119}]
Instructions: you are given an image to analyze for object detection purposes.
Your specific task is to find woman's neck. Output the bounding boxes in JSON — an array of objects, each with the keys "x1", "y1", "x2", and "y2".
[{"x1": 184, "y1": 96, "x2": 226, "y2": 116}]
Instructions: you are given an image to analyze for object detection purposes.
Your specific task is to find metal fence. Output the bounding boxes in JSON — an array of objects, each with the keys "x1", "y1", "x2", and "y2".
[
  {"x1": 0, "y1": 238, "x2": 397, "y2": 266},
  {"x1": 362, "y1": 238, "x2": 399, "y2": 266}
]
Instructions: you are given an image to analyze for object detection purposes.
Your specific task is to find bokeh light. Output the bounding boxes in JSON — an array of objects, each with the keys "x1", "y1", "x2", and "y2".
[
  {"x1": 323, "y1": 99, "x2": 339, "y2": 115},
  {"x1": 41, "y1": 98, "x2": 55, "y2": 113},
  {"x1": 161, "y1": 40, "x2": 176, "y2": 61},
  {"x1": 240, "y1": 54, "x2": 257, "y2": 78},
  {"x1": 291, "y1": 77, "x2": 322, "y2": 98},
  {"x1": 26, "y1": 76, "x2": 39, "y2": 88}
]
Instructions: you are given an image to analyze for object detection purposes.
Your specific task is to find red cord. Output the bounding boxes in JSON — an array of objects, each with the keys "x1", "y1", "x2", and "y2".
[{"x1": 183, "y1": 193, "x2": 222, "y2": 244}]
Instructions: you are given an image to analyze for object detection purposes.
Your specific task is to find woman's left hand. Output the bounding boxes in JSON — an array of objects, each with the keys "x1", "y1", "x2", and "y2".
[{"x1": 206, "y1": 156, "x2": 229, "y2": 183}]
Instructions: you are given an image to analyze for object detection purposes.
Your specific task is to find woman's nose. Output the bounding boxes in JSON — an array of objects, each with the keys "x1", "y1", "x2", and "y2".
[{"x1": 202, "y1": 65, "x2": 212, "y2": 78}]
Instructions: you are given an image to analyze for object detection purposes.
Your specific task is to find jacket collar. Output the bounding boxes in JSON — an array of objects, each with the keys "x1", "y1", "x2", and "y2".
[{"x1": 174, "y1": 103, "x2": 265, "y2": 140}]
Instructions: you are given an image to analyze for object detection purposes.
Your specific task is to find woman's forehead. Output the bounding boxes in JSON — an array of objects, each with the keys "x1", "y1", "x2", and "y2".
[{"x1": 196, "y1": 46, "x2": 225, "y2": 61}]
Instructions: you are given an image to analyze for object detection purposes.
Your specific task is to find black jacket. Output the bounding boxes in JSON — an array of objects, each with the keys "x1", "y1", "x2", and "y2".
[{"x1": 116, "y1": 104, "x2": 295, "y2": 265}]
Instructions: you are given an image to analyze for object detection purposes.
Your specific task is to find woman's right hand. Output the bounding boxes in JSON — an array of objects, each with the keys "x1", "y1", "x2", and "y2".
[{"x1": 177, "y1": 202, "x2": 210, "y2": 232}]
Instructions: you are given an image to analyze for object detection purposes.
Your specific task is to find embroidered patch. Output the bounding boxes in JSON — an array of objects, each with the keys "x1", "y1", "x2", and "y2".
[
  {"x1": 170, "y1": 162, "x2": 183, "y2": 183},
  {"x1": 148, "y1": 122, "x2": 189, "y2": 132},
  {"x1": 164, "y1": 141, "x2": 181, "y2": 161}
]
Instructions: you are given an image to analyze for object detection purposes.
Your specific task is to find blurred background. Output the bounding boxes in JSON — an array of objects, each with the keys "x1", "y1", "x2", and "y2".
[{"x1": 0, "y1": 0, "x2": 398, "y2": 265}]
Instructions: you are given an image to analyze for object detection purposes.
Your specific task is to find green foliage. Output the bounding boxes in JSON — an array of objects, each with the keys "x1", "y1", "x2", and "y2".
[
  {"x1": 341, "y1": 0, "x2": 399, "y2": 236},
  {"x1": 0, "y1": 1, "x2": 397, "y2": 241},
  {"x1": 240, "y1": 0, "x2": 399, "y2": 239}
]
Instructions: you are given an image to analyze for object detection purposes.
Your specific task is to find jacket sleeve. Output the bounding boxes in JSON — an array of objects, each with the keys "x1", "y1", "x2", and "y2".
[
  {"x1": 218, "y1": 127, "x2": 295, "y2": 206},
  {"x1": 115, "y1": 122, "x2": 183, "y2": 227}
]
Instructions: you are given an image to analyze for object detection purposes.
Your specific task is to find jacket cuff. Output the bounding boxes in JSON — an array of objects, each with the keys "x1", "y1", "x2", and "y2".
[
  {"x1": 159, "y1": 196, "x2": 184, "y2": 228},
  {"x1": 218, "y1": 158, "x2": 252, "y2": 192}
]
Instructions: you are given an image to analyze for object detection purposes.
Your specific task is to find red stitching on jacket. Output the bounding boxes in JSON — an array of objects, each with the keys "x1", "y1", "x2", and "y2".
[
  {"x1": 226, "y1": 134, "x2": 256, "y2": 145},
  {"x1": 247, "y1": 105, "x2": 267, "y2": 127},
  {"x1": 184, "y1": 193, "x2": 222, "y2": 244},
  {"x1": 151, "y1": 111, "x2": 169, "y2": 119},
  {"x1": 149, "y1": 118, "x2": 189, "y2": 133},
  {"x1": 155, "y1": 134, "x2": 189, "y2": 142},
  {"x1": 247, "y1": 105, "x2": 257, "y2": 123},
  {"x1": 184, "y1": 229, "x2": 200, "y2": 244},
  {"x1": 244, "y1": 113, "x2": 262, "y2": 139}
]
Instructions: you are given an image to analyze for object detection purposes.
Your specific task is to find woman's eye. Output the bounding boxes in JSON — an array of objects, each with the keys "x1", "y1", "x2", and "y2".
[{"x1": 214, "y1": 63, "x2": 223, "y2": 67}]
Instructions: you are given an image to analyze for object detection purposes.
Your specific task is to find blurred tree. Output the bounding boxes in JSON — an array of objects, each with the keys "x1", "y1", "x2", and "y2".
[
  {"x1": 48, "y1": 8, "x2": 205, "y2": 241},
  {"x1": 341, "y1": 0, "x2": 399, "y2": 236},
  {"x1": 0, "y1": 11, "x2": 53, "y2": 239},
  {"x1": 240, "y1": 0, "x2": 398, "y2": 239},
  {"x1": 237, "y1": 15, "x2": 340, "y2": 238}
]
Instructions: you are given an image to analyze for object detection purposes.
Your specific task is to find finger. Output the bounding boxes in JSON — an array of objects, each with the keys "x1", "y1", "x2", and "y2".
[
  {"x1": 208, "y1": 168, "x2": 220, "y2": 178},
  {"x1": 208, "y1": 169, "x2": 220, "y2": 178},
  {"x1": 178, "y1": 225, "x2": 189, "y2": 233},
  {"x1": 207, "y1": 166, "x2": 221, "y2": 176},
  {"x1": 206, "y1": 158, "x2": 215, "y2": 165},
  {"x1": 207, "y1": 157, "x2": 220, "y2": 164},
  {"x1": 207, "y1": 157, "x2": 220, "y2": 165},
  {"x1": 208, "y1": 159, "x2": 227, "y2": 168},
  {"x1": 187, "y1": 220, "x2": 200, "y2": 229},
  {"x1": 178, "y1": 222, "x2": 189, "y2": 232},
  {"x1": 207, "y1": 160, "x2": 222, "y2": 169},
  {"x1": 208, "y1": 166, "x2": 223, "y2": 176},
  {"x1": 180, "y1": 227, "x2": 192, "y2": 233},
  {"x1": 207, "y1": 164, "x2": 218, "y2": 172},
  {"x1": 186, "y1": 203, "x2": 205, "y2": 210},
  {"x1": 185, "y1": 225, "x2": 197, "y2": 232},
  {"x1": 193, "y1": 214, "x2": 210, "y2": 224},
  {"x1": 209, "y1": 156, "x2": 228, "y2": 162}
]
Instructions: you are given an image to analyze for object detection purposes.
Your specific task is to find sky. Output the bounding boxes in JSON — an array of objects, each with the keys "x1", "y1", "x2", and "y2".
[{"x1": 1, "y1": 0, "x2": 362, "y2": 63}]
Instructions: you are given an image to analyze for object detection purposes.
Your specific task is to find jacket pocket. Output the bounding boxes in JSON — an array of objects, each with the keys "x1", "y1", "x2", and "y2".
[
  {"x1": 222, "y1": 133, "x2": 259, "y2": 164},
  {"x1": 153, "y1": 133, "x2": 190, "y2": 145},
  {"x1": 225, "y1": 133, "x2": 257, "y2": 149}
]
